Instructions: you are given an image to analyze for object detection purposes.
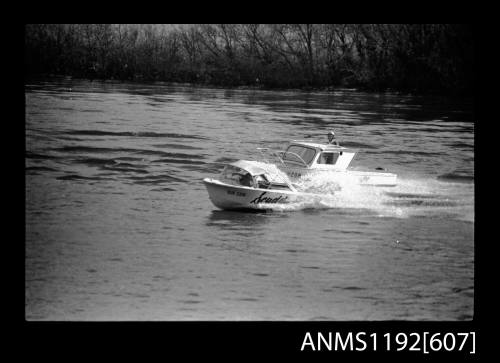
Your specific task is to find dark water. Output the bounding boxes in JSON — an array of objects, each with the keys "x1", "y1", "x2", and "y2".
[{"x1": 25, "y1": 79, "x2": 474, "y2": 320}]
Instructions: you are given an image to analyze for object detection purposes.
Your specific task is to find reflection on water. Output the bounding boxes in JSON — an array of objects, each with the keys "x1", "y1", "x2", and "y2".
[
  {"x1": 26, "y1": 79, "x2": 474, "y2": 320},
  {"x1": 207, "y1": 210, "x2": 270, "y2": 225},
  {"x1": 206, "y1": 210, "x2": 270, "y2": 237}
]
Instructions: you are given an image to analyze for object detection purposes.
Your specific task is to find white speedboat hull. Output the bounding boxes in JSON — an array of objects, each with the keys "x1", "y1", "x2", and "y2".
[{"x1": 203, "y1": 178, "x2": 307, "y2": 210}]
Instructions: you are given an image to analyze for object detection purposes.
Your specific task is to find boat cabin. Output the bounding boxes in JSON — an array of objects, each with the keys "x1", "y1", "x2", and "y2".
[
  {"x1": 281, "y1": 141, "x2": 356, "y2": 170},
  {"x1": 220, "y1": 160, "x2": 293, "y2": 191}
]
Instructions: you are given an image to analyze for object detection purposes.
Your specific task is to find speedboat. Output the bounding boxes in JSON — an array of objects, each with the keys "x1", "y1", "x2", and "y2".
[
  {"x1": 203, "y1": 160, "x2": 319, "y2": 210},
  {"x1": 258, "y1": 135, "x2": 397, "y2": 187}
]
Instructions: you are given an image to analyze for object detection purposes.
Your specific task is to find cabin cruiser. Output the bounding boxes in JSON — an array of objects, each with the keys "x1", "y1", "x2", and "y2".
[
  {"x1": 259, "y1": 134, "x2": 397, "y2": 187},
  {"x1": 203, "y1": 160, "x2": 318, "y2": 210}
]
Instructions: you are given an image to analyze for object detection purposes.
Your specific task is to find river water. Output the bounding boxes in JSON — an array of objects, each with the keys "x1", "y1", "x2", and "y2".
[{"x1": 25, "y1": 79, "x2": 474, "y2": 320}]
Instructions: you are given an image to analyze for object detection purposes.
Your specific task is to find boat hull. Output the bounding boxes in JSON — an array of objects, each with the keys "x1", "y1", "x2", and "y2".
[{"x1": 203, "y1": 178, "x2": 303, "y2": 210}]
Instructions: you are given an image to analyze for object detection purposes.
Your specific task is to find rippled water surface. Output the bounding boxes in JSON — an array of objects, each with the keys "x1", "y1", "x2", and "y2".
[{"x1": 26, "y1": 79, "x2": 474, "y2": 320}]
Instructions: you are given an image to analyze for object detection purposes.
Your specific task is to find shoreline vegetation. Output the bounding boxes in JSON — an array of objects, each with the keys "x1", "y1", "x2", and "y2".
[{"x1": 25, "y1": 24, "x2": 473, "y2": 96}]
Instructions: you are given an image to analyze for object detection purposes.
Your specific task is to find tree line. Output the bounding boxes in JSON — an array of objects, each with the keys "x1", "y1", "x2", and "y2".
[{"x1": 25, "y1": 24, "x2": 473, "y2": 94}]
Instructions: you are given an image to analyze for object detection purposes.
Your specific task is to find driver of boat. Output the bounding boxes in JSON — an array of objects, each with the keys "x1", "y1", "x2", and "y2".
[{"x1": 328, "y1": 131, "x2": 339, "y2": 146}]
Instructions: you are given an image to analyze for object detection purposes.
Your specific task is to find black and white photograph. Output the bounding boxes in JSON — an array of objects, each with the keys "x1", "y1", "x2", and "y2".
[{"x1": 25, "y1": 24, "x2": 474, "y2": 324}]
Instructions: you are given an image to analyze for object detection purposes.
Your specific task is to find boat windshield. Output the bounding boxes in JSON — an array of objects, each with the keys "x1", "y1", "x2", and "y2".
[
  {"x1": 221, "y1": 165, "x2": 254, "y2": 187},
  {"x1": 283, "y1": 145, "x2": 317, "y2": 166}
]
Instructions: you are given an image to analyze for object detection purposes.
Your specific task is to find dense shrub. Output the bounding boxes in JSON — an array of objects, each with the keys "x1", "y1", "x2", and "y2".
[{"x1": 25, "y1": 24, "x2": 473, "y2": 95}]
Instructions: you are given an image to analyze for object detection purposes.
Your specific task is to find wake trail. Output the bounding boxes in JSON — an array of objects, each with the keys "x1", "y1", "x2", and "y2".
[{"x1": 260, "y1": 170, "x2": 473, "y2": 221}]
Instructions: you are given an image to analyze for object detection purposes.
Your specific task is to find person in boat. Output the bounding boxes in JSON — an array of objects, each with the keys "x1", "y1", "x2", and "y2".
[{"x1": 327, "y1": 131, "x2": 339, "y2": 146}]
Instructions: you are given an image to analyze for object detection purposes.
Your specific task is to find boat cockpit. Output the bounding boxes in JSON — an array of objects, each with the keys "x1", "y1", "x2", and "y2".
[{"x1": 220, "y1": 163, "x2": 293, "y2": 191}]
